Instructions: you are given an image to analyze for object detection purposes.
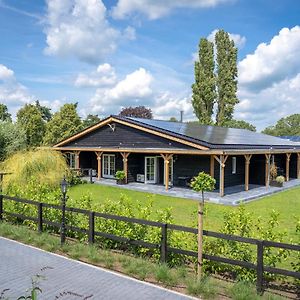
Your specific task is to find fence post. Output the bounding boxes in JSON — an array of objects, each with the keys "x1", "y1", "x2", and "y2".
[
  {"x1": 256, "y1": 240, "x2": 264, "y2": 294},
  {"x1": 160, "y1": 223, "x2": 168, "y2": 263},
  {"x1": 89, "y1": 211, "x2": 95, "y2": 244},
  {"x1": 0, "y1": 194, "x2": 3, "y2": 221},
  {"x1": 37, "y1": 202, "x2": 43, "y2": 233}
]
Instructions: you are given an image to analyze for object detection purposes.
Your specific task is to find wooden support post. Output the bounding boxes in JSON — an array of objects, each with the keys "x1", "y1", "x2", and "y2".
[
  {"x1": 121, "y1": 152, "x2": 130, "y2": 183},
  {"x1": 160, "y1": 223, "x2": 168, "y2": 263},
  {"x1": 297, "y1": 153, "x2": 300, "y2": 179},
  {"x1": 210, "y1": 155, "x2": 215, "y2": 178},
  {"x1": 265, "y1": 154, "x2": 271, "y2": 187},
  {"x1": 160, "y1": 154, "x2": 173, "y2": 191},
  {"x1": 95, "y1": 152, "x2": 103, "y2": 180},
  {"x1": 214, "y1": 155, "x2": 228, "y2": 197},
  {"x1": 244, "y1": 154, "x2": 252, "y2": 191},
  {"x1": 286, "y1": 153, "x2": 291, "y2": 181},
  {"x1": 74, "y1": 151, "x2": 81, "y2": 169}
]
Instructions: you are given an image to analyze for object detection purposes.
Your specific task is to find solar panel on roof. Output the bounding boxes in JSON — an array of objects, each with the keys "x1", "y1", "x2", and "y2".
[{"x1": 126, "y1": 117, "x2": 299, "y2": 148}]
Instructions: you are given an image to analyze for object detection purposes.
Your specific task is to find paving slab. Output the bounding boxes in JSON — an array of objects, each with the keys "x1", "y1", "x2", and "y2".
[
  {"x1": 88, "y1": 178, "x2": 300, "y2": 206},
  {"x1": 0, "y1": 237, "x2": 195, "y2": 300}
]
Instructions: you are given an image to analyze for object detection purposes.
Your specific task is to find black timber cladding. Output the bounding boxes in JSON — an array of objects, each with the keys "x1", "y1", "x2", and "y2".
[{"x1": 63, "y1": 122, "x2": 193, "y2": 150}]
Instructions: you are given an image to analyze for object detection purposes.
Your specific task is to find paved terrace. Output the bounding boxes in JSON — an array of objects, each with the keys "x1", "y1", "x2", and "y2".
[
  {"x1": 0, "y1": 237, "x2": 194, "y2": 300},
  {"x1": 89, "y1": 178, "x2": 300, "y2": 206}
]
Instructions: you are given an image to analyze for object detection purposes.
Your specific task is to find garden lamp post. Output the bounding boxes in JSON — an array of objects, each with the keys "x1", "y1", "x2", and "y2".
[{"x1": 60, "y1": 176, "x2": 68, "y2": 246}]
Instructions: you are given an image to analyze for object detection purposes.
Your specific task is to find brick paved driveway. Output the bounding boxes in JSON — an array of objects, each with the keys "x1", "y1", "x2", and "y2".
[{"x1": 0, "y1": 237, "x2": 195, "y2": 299}]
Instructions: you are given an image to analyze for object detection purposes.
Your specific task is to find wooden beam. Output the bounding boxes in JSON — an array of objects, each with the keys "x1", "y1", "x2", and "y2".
[
  {"x1": 210, "y1": 155, "x2": 215, "y2": 178},
  {"x1": 121, "y1": 152, "x2": 131, "y2": 183},
  {"x1": 286, "y1": 153, "x2": 291, "y2": 181},
  {"x1": 244, "y1": 154, "x2": 252, "y2": 191},
  {"x1": 297, "y1": 153, "x2": 300, "y2": 179},
  {"x1": 265, "y1": 154, "x2": 271, "y2": 187},
  {"x1": 160, "y1": 154, "x2": 173, "y2": 191},
  {"x1": 74, "y1": 151, "x2": 81, "y2": 169},
  {"x1": 215, "y1": 155, "x2": 228, "y2": 197},
  {"x1": 94, "y1": 151, "x2": 103, "y2": 180}
]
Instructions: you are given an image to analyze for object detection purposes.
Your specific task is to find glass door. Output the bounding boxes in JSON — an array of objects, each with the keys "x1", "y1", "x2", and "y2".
[
  {"x1": 145, "y1": 157, "x2": 157, "y2": 184},
  {"x1": 103, "y1": 154, "x2": 115, "y2": 178}
]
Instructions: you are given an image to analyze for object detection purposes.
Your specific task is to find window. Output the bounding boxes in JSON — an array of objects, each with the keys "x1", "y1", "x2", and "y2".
[
  {"x1": 232, "y1": 157, "x2": 236, "y2": 174},
  {"x1": 69, "y1": 153, "x2": 76, "y2": 169}
]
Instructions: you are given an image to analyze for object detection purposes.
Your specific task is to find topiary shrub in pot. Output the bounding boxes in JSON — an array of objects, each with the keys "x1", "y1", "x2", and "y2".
[
  {"x1": 275, "y1": 175, "x2": 285, "y2": 187},
  {"x1": 115, "y1": 170, "x2": 126, "y2": 185}
]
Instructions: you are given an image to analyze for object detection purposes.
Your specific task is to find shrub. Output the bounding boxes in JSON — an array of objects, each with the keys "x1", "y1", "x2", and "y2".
[
  {"x1": 275, "y1": 176, "x2": 285, "y2": 184},
  {"x1": 270, "y1": 164, "x2": 277, "y2": 181},
  {"x1": 1, "y1": 148, "x2": 69, "y2": 193},
  {"x1": 115, "y1": 170, "x2": 126, "y2": 180}
]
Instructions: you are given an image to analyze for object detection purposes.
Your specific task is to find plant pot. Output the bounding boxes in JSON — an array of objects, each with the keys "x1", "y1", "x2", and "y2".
[
  {"x1": 270, "y1": 180, "x2": 283, "y2": 188},
  {"x1": 116, "y1": 179, "x2": 126, "y2": 185}
]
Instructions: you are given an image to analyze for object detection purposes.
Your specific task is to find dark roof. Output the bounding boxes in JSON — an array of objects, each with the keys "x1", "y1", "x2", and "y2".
[
  {"x1": 114, "y1": 116, "x2": 300, "y2": 150},
  {"x1": 280, "y1": 136, "x2": 300, "y2": 142}
]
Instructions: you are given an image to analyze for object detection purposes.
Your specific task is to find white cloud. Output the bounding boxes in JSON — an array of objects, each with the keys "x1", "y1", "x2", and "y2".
[
  {"x1": 236, "y1": 73, "x2": 300, "y2": 130},
  {"x1": 0, "y1": 64, "x2": 14, "y2": 80},
  {"x1": 112, "y1": 0, "x2": 232, "y2": 20},
  {"x1": 44, "y1": 0, "x2": 130, "y2": 64},
  {"x1": 207, "y1": 29, "x2": 246, "y2": 48},
  {"x1": 74, "y1": 63, "x2": 117, "y2": 87},
  {"x1": 0, "y1": 65, "x2": 34, "y2": 116},
  {"x1": 238, "y1": 26, "x2": 300, "y2": 91},
  {"x1": 89, "y1": 68, "x2": 153, "y2": 114},
  {"x1": 152, "y1": 92, "x2": 194, "y2": 121},
  {"x1": 234, "y1": 26, "x2": 300, "y2": 131}
]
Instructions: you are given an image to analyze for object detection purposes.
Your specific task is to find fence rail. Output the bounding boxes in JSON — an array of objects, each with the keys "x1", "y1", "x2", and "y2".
[{"x1": 0, "y1": 194, "x2": 299, "y2": 294}]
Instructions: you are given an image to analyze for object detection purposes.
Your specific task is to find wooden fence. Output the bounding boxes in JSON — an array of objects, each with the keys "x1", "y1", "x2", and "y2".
[{"x1": 0, "y1": 194, "x2": 299, "y2": 294}]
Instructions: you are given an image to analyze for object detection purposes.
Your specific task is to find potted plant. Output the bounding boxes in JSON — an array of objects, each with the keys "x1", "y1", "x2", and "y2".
[
  {"x1": 115, "y1": 170, "x2": 126, "y2": 185},
  {"x1": 273, "y1": 175, "x2": 285, "y2": 187},
  {"x1": 269, "y1": 163, "x2": 279, "y2": 187}
]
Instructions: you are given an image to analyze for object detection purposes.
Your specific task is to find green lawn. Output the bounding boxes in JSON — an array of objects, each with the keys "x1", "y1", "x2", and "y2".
[{"x1": 68, "y1": 183, "x2": 300, "y2": 241}]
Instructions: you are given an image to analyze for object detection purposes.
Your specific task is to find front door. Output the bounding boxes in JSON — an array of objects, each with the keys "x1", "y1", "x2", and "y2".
[
  {"x1": 103, "y1": 154, "x2": 115, "y2": 178},
  {"x1": 145, "y1": 156, "x2": 157, "y2": 184}
]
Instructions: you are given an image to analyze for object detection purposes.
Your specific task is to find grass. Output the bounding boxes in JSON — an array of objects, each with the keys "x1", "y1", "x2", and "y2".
[
  {"x1": 68, "y1": 183, "x2": 300, "y2": 241},
  {"x1": 0, "y1": 221, "x2": 288, "y2": 300}
]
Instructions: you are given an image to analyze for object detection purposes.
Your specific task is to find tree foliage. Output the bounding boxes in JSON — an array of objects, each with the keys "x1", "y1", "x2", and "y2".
[
  {"x1": 0, "y1": 104, "x2": 12, "y2": 122},
  {"x1": 190, "y1": 172, "x2": 216, "y2": 194},
  {"x1": 35, "y1": 100, "x2": 52, "y2": 122},
  {"x1": 119, "y1": 106, "x2": 153, "y2": 119},
  {"x1": 16, "y1": 104, "x2": 46, "y2": 147},
  {"x1": 223, "y1": 119, "x2": 256, "y2": 132},
  {"x1": 192, "y1": 30, "x2": 239, "y2": 126},
  {"x1": 262, "y1": 114, "x2": 300, "y2": 136},
  {"x1": 83, "y1": 114, "x2": 100, "y2": 128},
  {"x1": 215, "y1": 30, "x2": 239, "y2": 126},
  {"x1": 43, "y1": 103, "x2": 83, "y2": 145},
  {"x1": 0, "y1": 121, "x2": 26, "y2": 161},
  {"x1": 192, "y1": 38, "x2": 216, "y2": 124}
]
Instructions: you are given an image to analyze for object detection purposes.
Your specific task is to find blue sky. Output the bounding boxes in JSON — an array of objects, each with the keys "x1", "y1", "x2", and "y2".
[{"x1": 0, "y1": 0, "x2": 300, "y2": 131}]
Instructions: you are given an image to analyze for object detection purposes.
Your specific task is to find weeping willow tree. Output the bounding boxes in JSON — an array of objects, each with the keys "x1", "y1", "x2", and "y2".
[{"x1": 1, "y1": 148, "x2": 69, "y2": 194}]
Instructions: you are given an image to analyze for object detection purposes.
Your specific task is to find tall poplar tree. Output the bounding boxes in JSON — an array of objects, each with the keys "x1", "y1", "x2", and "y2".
[
  {"x1": 215, "y1": 30, "x2": 239, "y2": 126},
  {"x1": 192, "y1": 38, "x2": 215, "y2": 124}
]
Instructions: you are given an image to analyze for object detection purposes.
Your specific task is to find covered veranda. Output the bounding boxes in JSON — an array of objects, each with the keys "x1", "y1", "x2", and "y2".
[{"x1": 58, "y1": 147, "x2": 300, "y2": 197}]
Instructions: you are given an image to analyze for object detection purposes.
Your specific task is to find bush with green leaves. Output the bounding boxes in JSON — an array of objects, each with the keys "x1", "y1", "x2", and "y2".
[{"x1": 2, "y1": 181, "x2": 298, "y2": 284}]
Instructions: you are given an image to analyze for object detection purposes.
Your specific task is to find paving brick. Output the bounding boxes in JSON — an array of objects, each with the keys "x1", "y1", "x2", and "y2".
[{"x1": 0, "y1": 238, "x2": 194, "y2": 300}]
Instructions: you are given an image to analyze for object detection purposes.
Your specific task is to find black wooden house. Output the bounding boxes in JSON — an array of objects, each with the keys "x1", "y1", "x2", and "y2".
[{"x1": 53, "y1": 115, "x2": 300, "y2": 196}]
